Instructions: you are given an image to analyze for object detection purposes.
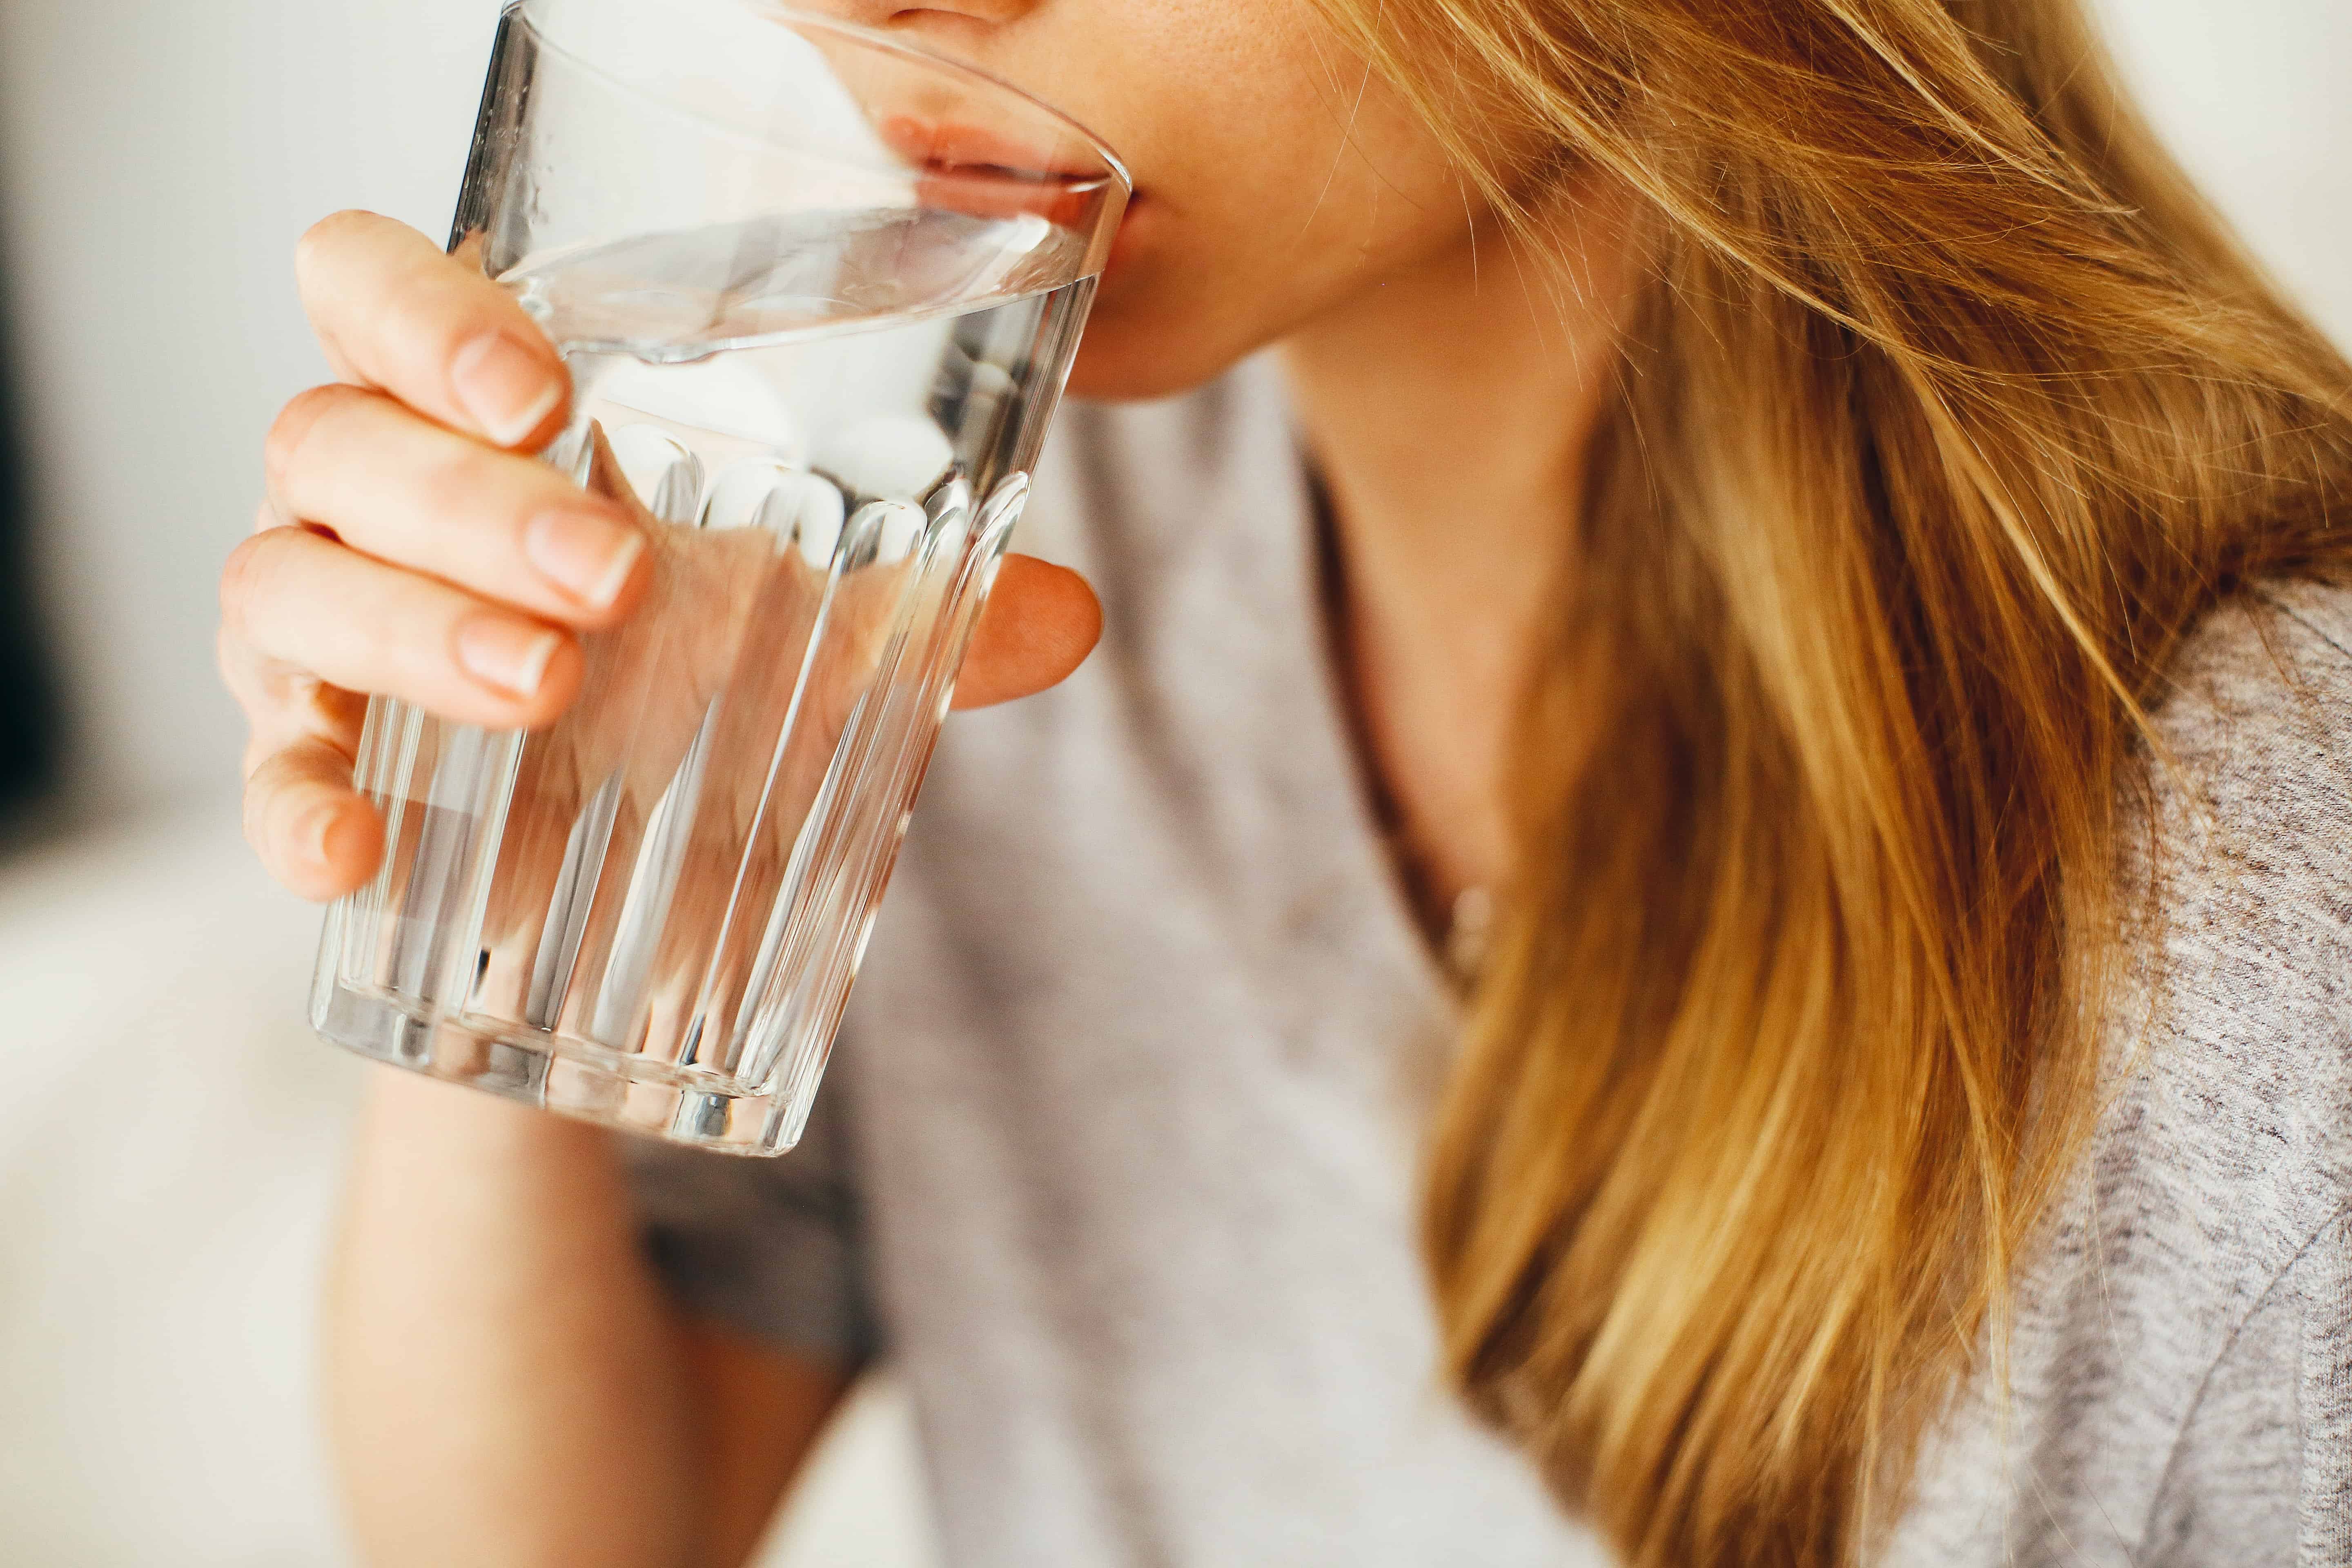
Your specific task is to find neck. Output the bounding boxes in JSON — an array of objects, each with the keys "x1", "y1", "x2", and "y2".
[{"x1": 1279, "y1": 196, "x2": 1635, "y2": 912}]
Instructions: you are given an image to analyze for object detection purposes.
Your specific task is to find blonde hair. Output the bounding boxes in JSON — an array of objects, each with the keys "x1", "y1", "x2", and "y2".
[{"x1": 1305, "y1": 0, "x2": 2352, "y2": 1560}]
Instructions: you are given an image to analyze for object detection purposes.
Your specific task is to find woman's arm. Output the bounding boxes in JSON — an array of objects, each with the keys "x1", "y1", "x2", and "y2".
[{"x1": 325, "y1": 1069, "x2": 849, "y2": 1567}]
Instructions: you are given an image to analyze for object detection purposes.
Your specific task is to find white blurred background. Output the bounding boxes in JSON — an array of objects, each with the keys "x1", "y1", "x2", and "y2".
[{"x1": 0, "y1": 1, "x2": 2342, "y2": 1563}]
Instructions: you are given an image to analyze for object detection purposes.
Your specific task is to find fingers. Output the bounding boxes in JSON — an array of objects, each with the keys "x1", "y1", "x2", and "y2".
[
  {"x1": 252, "y1": 208, "x2": 577, "y2": 903},
  {"x1": 223, "y1": 524, "x2": 583, "y2": 731},
  {"x1": 243, "y1": 737, "x2": 387, "y2": 902},
  {"x1": 222, "y1": 631, "x2": 368, "y2": 780},
  {"x1": 266, "y1": 384, "x2": 648, "y2": 626},
  {"x1": 226, "y1": 545, "x2": 1096, "y2": 899},
  {"x1": 951, "y1": 555, "x2": 1102, "y2": 709},
  {"x1": 296, "y1": 210, "x2": 568, "y2": 450}
]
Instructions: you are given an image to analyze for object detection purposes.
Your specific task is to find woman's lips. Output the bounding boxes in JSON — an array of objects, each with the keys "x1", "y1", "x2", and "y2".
[
  {"x1": 877, "y1": 114, "x2": 1115, "y2": 184},
  {"x1": 874, "y1": 115, "x2": 1141, "y2": 276}
]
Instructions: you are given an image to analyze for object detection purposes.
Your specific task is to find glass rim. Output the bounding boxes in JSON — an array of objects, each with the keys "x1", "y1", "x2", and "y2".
[{"x1": 504, "y1": 0, "x2": 1132, "y2": 203}]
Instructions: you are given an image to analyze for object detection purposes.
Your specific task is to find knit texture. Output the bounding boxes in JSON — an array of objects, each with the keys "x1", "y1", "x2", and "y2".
[{"x1": 632, "y1": 362, "x2": 2352, "y2": 1566}]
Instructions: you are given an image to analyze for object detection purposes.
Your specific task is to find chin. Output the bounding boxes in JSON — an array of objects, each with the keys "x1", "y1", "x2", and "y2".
[
  {"x1": 1061, "y1": 313, "x2": 1253, "y2": 403},
  {"x1": 1057, "y1": 254, "x2": 1269, "y2": 403}
]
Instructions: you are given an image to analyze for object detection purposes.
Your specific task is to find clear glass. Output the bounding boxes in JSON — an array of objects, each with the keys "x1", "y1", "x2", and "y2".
[{"x1": 311, "y1": 0, "x2": 1127, "y2": 1154}]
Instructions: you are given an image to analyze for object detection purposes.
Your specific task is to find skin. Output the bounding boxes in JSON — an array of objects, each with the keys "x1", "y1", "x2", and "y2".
[{"x1": 221, "y1": 1, "x2": 1634, "y2": 1561}]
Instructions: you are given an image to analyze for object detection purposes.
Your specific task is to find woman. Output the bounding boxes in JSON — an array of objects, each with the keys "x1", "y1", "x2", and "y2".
[{"x1": 219, "y1": 0, "x2": 2352, "y2": 1562}]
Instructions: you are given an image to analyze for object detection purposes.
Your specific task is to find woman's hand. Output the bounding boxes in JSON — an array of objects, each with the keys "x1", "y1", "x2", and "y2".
[{"x1": 222, "y1": 209, "x2": 1102, "y2": 904}]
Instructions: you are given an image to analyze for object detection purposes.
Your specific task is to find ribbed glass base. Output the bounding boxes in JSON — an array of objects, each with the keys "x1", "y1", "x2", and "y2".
[{"x1": 313, "y1": 982, "x2": 802, "y2": 1154}]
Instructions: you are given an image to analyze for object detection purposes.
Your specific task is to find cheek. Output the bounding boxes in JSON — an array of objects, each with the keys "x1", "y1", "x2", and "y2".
[
  {"x1": 1048, "y1": 27, "x2": 1474, "y2": 397},
  {"x1": 881, "y1": 0, "x2": 1486, "y2": 398},
  {"x1": 953, "y1": 0, "x2": 1477, "y2": 400},
  {"x1": 1065, "y1": 149, "x2": 1473, "y2": 400}
]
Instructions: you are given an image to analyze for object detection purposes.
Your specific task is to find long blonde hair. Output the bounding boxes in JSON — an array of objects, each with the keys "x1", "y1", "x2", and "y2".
[{"x1": 1305, "y1": 0, "x2": 2352, "y2": 1560}]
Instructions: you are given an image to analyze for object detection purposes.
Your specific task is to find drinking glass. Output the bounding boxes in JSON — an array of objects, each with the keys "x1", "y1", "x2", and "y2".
[{"x1": 310, "y1": 0, "x2": 1127, "y2": 1154}]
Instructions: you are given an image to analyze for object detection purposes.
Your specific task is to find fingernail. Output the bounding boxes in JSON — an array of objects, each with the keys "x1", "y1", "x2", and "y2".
[
  {"x1": 523, "y1": 509, "x2": 645, "y2": 610},
  {"x1": 450, "y1": 332, "x2": 562, "y2": 447},
  {"x1": 456, "y1": 617, "x2": 561, "y2": 699}
]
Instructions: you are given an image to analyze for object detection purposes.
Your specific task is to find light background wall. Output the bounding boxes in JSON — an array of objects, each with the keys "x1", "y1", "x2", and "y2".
[
  {"x1": 0, "y1": 0, "x2": 2348, "y2": 817},
  {"x1": 0, "y1": 1, "x2": 495, "y2": 813}
]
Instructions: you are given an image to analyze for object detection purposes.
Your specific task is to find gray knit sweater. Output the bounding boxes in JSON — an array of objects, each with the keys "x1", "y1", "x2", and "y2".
[
  {"x1": 1888, "y1": 575, "x2": 2352, "y2": 1566},
  {"x1": 633, "y1": 361, "x2": 2352, "y2": 1566}
]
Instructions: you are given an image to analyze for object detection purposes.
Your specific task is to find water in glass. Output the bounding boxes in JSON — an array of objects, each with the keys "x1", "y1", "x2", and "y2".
[{"x1": 315, "y1": 205, "x2": 1091, "y2": 1148}]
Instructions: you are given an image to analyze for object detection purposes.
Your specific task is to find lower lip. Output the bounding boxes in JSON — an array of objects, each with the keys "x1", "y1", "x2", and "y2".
[{"x1": 877, "y1": 116, "x2": 1144, "y2": 280}]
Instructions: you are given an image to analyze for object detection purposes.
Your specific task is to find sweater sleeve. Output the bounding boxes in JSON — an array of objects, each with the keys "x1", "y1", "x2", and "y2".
[
  {"x1": 2292, "y1": 1205, "x2": 2352, "y2": 1565},
  {"x1": 620, "y1": 1061, "x2": 880, "y2": 1365},
  {"x1": 2141, "y1": 1204, "x2": 2352, "y2": 1567},
  {"x1": 1884, "y1": 581, "x2": 2352, "y2": 1568}
]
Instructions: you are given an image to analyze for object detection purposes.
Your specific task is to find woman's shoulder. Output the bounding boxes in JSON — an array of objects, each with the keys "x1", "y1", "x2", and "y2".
[
  {"x1": 2150, "y1": 576, "x2": 2352, "y2": 776},
  {"x1": 2118, "y1": 574, "x2": 2352, "y2": 1249},
  {"x1": 1890, "y1": 582, "x2": 2352, "y2": 1564},
  {"x1": 2138, "y1": 577, "x2": 2352, "y2": 1031}
]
